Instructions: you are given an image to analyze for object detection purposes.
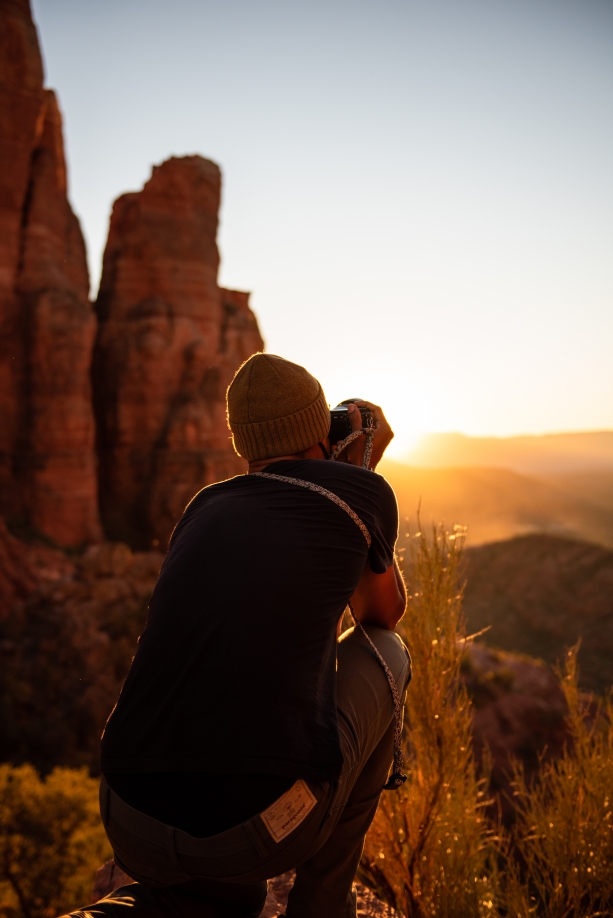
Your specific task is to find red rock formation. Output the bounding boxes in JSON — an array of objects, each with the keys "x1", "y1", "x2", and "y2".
[
  {"x1": 0, "y1": 0, "x2": 100, "y2": 545},
  {"x1": 0, "y1": 0, "x2": 45, "y2": 519},
  {"x1": 94, "y1": 157, "x2": 264, "y2": 549},
  {"x1": 1, "y1": 4, "x2": 262, "y2": 550}
]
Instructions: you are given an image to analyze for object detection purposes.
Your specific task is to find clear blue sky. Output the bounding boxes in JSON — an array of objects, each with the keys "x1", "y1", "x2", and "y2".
[{"x1": 31, "y1": 0, "x2": 613, "y2": 456}]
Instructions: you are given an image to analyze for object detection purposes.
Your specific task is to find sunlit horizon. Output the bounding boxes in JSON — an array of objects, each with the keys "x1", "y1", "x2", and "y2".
[{"x1": 30, "y1": 0, "x2": 613, "y2": 449}]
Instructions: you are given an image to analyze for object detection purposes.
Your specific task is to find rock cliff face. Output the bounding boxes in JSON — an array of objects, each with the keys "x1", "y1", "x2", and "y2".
[
  {"x1": 1, "y1": 1, "x2": 262, "y2": 549},
  {"x1": 0, "y1": 0, "x2": 100, "y2": 546},
  {"x1": 93, "y1": 157, "x2": 263, "y2": 549}
]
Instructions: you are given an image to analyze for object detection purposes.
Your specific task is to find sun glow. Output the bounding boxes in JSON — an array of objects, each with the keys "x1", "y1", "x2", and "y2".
[{"x1": 319, "y1": 366, "x2": 429, "y2": 461}]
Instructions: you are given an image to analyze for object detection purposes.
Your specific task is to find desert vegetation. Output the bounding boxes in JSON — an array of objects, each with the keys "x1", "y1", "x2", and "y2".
[
  {"x1": 1, "y1": 526, "x2": 612, "y2": 918},
  {"x1": 501, "y1": 653, "x2": 613, "y2": 916},
  {"x1": 0, "y1": 765, "x2": 110, "y2": 918},
  {"x1": 360, "y1": 525, "x2": 613, "y2": 916},
  {"x1": 0, "y1": 543, "x2": 160, "y2": 774},
  {"x1": 360, "y1": 525, "x2": 498, "y2": 916}
]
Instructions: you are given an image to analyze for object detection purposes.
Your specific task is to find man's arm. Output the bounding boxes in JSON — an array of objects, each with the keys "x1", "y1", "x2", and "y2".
[
  {"x1": 339, "y1": 398, "x2": 404, "y2": 629},
  {"x1": 349, "y1": 557, "x2": 406, "y2": 631}
]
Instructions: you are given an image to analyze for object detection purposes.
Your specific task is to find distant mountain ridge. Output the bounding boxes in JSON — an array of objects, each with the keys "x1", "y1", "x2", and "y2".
[
  {"x1": 379, "y1": 460, "x2": 613, "y2": 549},
  {"x1": 406, "y1": 430, "x2": 613, "y2": 474}
]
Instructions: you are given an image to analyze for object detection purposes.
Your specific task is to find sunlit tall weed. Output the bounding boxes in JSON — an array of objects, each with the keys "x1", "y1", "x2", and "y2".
[
  {"x1": 360, "y1": 524, "x2": 499, "y2": 917},
  {"x1": 501, "y1": 649, "x2": 613, "y2": 917}
]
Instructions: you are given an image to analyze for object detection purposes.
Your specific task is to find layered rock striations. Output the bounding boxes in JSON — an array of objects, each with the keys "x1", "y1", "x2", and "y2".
[
  {"x1": 94, "y1": 157, "x2": 263, "y2": 549},
  {"x1": 1, "y1": 2, "x2": 263, "y2": 550},
  {"x1": 0, "y1": 0, "x2": 100, "y2": 545},
  {"x1": 14, "y1": 90, "x2": 100, "y2": 545}
]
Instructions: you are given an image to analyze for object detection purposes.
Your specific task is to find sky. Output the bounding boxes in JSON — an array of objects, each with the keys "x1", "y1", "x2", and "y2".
[{"x1": 31, "y1": 0, "x2": 613, "y2": 458}]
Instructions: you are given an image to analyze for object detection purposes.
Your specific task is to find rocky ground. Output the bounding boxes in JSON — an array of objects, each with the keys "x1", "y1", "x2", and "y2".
[{"x1": 92, "y1": 860, "x2": 400, "y2": 917}]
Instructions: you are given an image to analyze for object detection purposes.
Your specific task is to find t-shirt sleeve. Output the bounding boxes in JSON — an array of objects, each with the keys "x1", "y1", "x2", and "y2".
[{"x1": 368, "y1": 476, "x2": 399, "y2": 574}]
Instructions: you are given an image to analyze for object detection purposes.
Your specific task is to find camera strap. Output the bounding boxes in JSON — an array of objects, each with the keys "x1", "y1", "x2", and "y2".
[
  {"x1": 251, "y1": 470, "x2": 407, "y2": 791},
  {"x1": 330, "y1": 426, "x2": 375, "y2": 468}
]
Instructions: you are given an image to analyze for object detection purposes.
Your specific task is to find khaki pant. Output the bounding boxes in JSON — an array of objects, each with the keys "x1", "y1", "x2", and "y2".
[{"x1": 69, "y1": 626, "x2": 410, "y2": 918}]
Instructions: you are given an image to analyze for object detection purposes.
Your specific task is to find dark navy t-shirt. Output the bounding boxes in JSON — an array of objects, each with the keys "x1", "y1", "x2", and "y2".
[{"x1": 101, "y1": 459, "x2": 398, "y2": 783}]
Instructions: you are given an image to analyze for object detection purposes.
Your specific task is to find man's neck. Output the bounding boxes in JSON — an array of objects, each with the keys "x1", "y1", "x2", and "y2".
[
  {"x1": 248, "y1": 440, "x2": 330, "y2": 473},
  {"x1": 248, "y1": 454, "x2": 303, "y2": 473}
]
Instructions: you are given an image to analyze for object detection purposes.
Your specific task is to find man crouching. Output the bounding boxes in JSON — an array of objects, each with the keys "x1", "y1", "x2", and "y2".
[{"x1": 63, "y1": 353, "x2": 411, "y2": 918}]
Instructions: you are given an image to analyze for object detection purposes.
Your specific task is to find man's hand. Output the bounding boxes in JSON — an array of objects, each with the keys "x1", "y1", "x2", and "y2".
[{"x1": 341, "y1": 400, "x2": 394, "y2": 470}]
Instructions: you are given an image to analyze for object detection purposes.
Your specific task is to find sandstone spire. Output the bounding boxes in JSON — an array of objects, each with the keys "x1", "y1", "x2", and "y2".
[
  {"x1": 94, "y1": 157, "x2": 264, "y2": 549},
  {"x1": 0, "y1": 0, "x2": 101, "y2": 545}
]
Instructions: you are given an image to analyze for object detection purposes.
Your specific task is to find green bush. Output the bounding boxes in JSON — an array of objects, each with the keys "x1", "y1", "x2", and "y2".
[{"x1": 0, "y1": 764, "x2": 110, "y2": 918}]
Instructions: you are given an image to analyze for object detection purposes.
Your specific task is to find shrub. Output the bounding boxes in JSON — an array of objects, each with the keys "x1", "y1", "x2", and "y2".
[
  {"x1": 360, "y1": 522, "x2": 613, "y2": 916},
  {"x1": 360, "y1": 524, "x2": 499, "y2": 917},
  {"x1": 0, "y1": 544, "x2": 159, "y2": 774},
  {"x1": 500, "y1": 649, "x2": 613, "y2": 917},
  {"x1": 0, "y1": 764, "x2": 110, "y2": 918}
]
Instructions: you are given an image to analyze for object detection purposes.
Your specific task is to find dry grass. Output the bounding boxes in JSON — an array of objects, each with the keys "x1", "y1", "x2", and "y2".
[
  {"x1": 1, "y1": 524, "x2": 612, "y2": 918},
  {"x1": 360, "y1": 524, "x2": 499, "y2": 917},
  {"x1": 360, "y1": 522, "x2": 613, "y2": 917},
  {"x1": 500, "y1": 650, "x2": 613, "y2": 917}
]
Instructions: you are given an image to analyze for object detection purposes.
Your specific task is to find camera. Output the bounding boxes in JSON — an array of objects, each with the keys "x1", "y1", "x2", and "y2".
[{"x1": 329, "y1": 399, "x2": 374, "y2": 446}]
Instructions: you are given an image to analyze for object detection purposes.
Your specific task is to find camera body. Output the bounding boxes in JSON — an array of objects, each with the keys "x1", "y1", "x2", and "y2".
[{"x1": 329, "y1": 399, "x2": 374, "y2": 446}]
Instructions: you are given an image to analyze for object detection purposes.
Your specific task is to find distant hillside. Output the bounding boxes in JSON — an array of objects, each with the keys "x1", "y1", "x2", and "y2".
[
  {"x1": 546, "y1": 469, "x2": 613, "y2": 512},
  {"x1": 379, "y1": 460, "x2": 613, "y2": 549},
  {"x1": 405, "y1": 430, "x2": 613, "y2": 475},
  {"x1": 463, "y1": 534, "x2": 613, "y2": 695}
]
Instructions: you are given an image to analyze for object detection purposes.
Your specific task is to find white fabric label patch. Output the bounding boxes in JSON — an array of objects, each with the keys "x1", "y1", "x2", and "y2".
[{"x1": 260, "y1": 779, "x2": 318, "y2": 843}]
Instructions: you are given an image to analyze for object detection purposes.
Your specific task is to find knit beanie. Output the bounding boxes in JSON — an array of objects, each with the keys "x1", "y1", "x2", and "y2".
[{"x1": 227, "y1": 353, "x2": 330, "y2": 461}]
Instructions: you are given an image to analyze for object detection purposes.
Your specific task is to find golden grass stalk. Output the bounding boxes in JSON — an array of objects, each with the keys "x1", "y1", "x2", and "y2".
[
  {"x1": 500, "y1": 649, "x2": 613, "y2": 917},
  {"x1": 360, "y1": 523, "x2": 499, "y2": 917}
]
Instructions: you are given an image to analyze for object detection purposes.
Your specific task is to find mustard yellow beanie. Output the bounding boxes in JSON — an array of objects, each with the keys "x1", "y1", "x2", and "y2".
[{"x1": 227, "y1": 353, "x2": 330, "y2": 461}]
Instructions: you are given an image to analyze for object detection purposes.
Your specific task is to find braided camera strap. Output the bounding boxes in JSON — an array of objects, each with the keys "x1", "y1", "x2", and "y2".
[
  {"x1": 330, "y1": 425, "x2": 375, "y2": 467},
  {"x1": 252, "y1": 470, "x2": 407, "y2": 791}
]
